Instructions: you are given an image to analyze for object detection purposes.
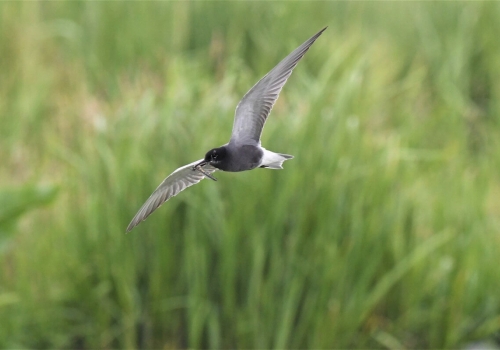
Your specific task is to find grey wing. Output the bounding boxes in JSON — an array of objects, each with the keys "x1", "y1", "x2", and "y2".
[
  {"x1": 126, "y1": 160, "x2": 217, "y2": 232},
  {"x1": 230, "y1": 27, "x2": 327, "y2": 145}
]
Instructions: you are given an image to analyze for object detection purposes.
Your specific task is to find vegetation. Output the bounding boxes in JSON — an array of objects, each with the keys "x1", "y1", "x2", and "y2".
[{"x1": 1, "y1": 2, "x2": 499, "y2": 348}]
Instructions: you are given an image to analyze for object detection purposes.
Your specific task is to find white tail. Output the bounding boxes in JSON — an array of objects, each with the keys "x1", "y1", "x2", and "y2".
[{"x1": 260, "y1": 149, "x2": 294, "y2": 169}]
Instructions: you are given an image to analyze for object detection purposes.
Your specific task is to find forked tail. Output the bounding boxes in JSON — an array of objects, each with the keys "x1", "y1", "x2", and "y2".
[{"x1": 260, "y1": 149, "x2": 294, "y2": 169}]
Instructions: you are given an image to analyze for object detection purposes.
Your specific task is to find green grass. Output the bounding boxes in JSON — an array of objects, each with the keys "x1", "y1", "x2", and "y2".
[{"x1": 1, "y1": 2, "x2": 500, "y2": 348}]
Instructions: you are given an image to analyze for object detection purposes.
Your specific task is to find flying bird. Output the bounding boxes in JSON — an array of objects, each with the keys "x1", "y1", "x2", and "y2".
[{"x1": 127, "y1": 27, "x2": 326, "y2": 232}]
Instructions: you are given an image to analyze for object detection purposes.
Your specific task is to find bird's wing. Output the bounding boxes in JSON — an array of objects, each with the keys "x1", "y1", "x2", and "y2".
[
  {"x1": 126, "y1": 160, "x2": 217, "y2": 232},
  {"x1": 229, "y1": 27, "x2": 326, "y2": 145}
]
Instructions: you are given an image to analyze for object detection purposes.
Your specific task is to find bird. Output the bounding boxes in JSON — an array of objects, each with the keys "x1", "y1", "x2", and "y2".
[{"x1": 126, "y1": 27, "x2": 326, "y2": 232}]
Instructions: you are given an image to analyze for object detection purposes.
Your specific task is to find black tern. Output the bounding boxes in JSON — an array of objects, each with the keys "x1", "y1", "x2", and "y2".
[{"x1": 127, "y1": 27, "x2": 326, "y2": 232}]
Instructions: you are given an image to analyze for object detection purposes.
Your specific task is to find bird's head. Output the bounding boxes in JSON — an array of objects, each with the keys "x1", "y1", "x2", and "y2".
[{"x1": 203, "y1": 147, "x2": 227, "y2": 167}]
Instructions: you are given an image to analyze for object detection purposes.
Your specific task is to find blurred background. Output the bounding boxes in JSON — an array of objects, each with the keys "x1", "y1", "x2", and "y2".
[{"x1": 1, "y1": 2, "x2": 500, "y2": 349}]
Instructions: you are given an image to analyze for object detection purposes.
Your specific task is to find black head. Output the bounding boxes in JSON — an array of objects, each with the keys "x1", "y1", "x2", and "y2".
[{"x1": 204, "y1": 146, "x2": 227, "y2": 168}]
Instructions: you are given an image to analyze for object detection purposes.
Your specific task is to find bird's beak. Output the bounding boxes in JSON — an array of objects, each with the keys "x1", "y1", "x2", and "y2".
[
  {"x1": 192, "y1": 160, "x2": 217, "y2": 181},
  {"x1": 193, "y1": 159, "x2": 207, "y2": 168}
]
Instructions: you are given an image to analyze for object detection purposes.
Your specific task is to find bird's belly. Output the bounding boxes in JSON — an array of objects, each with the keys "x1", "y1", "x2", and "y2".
[{"x1": 222, "y1": 145, "x2": 263, "y2": 172}]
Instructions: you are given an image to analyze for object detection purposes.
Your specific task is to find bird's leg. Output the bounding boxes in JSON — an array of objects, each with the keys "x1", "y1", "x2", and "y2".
[{"x1": 194, "y1": 165, "x2": 217, "y2": 181}]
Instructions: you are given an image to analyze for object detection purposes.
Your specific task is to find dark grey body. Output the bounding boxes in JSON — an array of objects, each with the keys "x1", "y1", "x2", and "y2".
[{"x1": 214, "y1": 144, "x2": 263, "y2": 172}]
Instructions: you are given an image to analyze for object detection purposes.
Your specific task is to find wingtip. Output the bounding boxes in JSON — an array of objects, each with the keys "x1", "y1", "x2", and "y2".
[
  {"x1": 126, "y1": 220, "x2": 137, "y2": 233},
  {"x1": 311, "y1": 26, "x2": 328, "y2": 40}
]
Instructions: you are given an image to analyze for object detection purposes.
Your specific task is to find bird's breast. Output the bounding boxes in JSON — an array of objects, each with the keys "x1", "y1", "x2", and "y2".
[{"x1": 219, "y1": 145, "x2": 263, "y2": 172}]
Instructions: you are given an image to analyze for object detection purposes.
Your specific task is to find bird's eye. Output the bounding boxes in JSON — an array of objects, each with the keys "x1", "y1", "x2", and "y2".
[{"x1": 212, "y1": 153, "x2": 218, "y2": 160}]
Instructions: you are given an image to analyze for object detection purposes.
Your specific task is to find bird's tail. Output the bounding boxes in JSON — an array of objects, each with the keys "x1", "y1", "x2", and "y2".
[{"x1": 260, "y1": 149, "x2": 294, "y2": 169}]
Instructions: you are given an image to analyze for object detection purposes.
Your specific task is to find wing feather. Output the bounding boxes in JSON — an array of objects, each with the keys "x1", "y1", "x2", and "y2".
[
  {"x1": 126, "y1": 160, "x2": 217, "y2": 232},
  {"x1": 230, "y1": 27, "x2": 327, "y2": 144}
]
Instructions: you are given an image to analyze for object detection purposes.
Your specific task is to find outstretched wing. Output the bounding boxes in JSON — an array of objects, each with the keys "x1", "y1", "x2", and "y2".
[
  {"x1": 230, "y1": 27, "x2": 326, "y2": 145},
  {"x1": 126, "y1": 160, "x2": 217, "y2": 232}
]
